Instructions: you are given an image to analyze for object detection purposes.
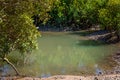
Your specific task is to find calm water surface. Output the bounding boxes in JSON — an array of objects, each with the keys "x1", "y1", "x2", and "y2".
[{"x1": 0, "y1": 32, "x2": 119, "y2": 77}]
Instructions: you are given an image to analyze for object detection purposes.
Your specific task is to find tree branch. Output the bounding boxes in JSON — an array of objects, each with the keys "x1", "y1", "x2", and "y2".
[{"x1": 3, "y1": 57, "x2": 20, "y2": 76}]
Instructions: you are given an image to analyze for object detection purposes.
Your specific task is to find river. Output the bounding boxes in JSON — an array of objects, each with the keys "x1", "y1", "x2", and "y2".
[{"x1": 0, "y1": 32, "x2": 119, "y2": 77}]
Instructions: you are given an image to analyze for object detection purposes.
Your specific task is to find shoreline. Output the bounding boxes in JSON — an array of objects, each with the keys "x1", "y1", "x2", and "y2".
[
  {"x1": 41, "y1": 74, "x2": 120, "y2": 80},
  {"x1": 1, "y1": 74, "x2": 120, "y2": 80}
]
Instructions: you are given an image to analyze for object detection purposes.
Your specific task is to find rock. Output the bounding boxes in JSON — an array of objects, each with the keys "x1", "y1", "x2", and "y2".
[
  {"x1": 116, "y1": 52, "x2": 120, "y2": 55},
  {"x1": 94, "y1": 77, "x2": 98, "y2": 80}
]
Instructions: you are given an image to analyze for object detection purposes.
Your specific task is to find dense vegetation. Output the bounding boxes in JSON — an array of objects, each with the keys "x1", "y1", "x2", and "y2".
[
  {"x1": 0, "y1": 0, "x2": 49, "y2": 75},
  {"x1": 34, "y1": 0, "x2": 120, "y2": 32},
  {"x1": 37, "y1": 0, "x2": 120, "y2": 38},
  {"x1": 0, "y1": 0, "x2": 120, "y2": 75}
]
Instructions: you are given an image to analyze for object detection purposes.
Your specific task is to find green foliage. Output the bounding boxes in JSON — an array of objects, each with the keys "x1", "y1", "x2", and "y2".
[
  {"x1": 46, "y1": 0, "x2": 120, "y2": 33},
  {"x1": 0, "y1": 0, "x2": 40, "y2": 58},
  {"x1": 48, "y1": 0, "x2": 66, "y2": 25},
  {"x1": 48, "y1": 0, "x2": 106, "y2": 28},
  {"x1": 98, "y1": 0, "x2": 120, "y2": 32},
  {"x1": 33, "y1": 0, "x2": 53, "y2": 25}
]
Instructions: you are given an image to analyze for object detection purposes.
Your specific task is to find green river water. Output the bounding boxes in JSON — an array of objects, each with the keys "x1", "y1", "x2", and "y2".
[{"x1": 0, "y1": 32, "x2": 119, "y2": 77}]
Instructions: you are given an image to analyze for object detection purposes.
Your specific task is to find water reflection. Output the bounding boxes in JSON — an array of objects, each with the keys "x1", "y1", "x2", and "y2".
[
  {"x1": 77, "y1": 40, "x2": 106, "y2": 46},
  {"x1": 0, "y1": 65, "x2": 11, "y2": 76},
  {"x1": 78, "y1": 62, "x2": 84, "y2": 68},
  {"x1": 41, "y1": 73, "x2": 51, "y2": 78},
  {"x1": 61, "y1": 68, "x2": 65, "y2": 74},
  {"x1": 94, "y1": 64, "x2": 103, "y2": 75}
]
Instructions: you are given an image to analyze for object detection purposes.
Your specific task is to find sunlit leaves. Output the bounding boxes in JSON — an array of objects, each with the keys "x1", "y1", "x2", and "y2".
[
  {"x1": 98, "y1": 9, "x2": 110, "y2": 26},
  {"x1": 0, "y1": 0, "x2": 40, "y2": 58},
  {"x1": 33, "y1": 0, "x2": 53, "y2": 24},
  {"x1": 98, "y1": 0, "x2": 120, "y2": 31}
]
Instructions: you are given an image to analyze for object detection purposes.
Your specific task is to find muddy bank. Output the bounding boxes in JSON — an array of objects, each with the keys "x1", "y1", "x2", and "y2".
[
  {"x1": 0, "y1": 74, "x2": 120, "y2": 80},
  {"x1": 87, "y1": 30, "x2": 119, "y2": 43},
  {"x1": 41, "y1": 75, "x2": 120, "y2": 80}
]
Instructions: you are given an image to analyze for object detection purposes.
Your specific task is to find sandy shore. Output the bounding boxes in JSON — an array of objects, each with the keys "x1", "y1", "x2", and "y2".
[
  {"x1": 0, "y1": 74, "x2": 120, "y2": 80},
  {"x1": 41, "y1": 75, "x2": 120, "y2": 80}
]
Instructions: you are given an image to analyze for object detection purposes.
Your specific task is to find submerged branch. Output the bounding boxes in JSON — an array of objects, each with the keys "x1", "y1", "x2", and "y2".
[{"x1": 3, "y1": 57, "x2": 20, "y2": 76}]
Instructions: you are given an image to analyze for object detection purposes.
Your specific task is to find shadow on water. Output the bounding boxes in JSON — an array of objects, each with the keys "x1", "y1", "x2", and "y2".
[
  {"x1": 77, "y1": 40, "x2": 107, "y2": 46},
  {"x1": 69, "y1": 30, "x2": 97, "y2": 36},
  {"x1": 69, "y1": 31, "x2": 108, "y2": 46}
]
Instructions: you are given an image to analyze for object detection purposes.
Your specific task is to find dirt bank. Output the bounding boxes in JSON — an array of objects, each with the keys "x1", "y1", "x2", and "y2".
[
  {"x1": 0, "y1": 74, "x2": 120, "y2": 80},
  {"x1": 41, "y1": 75, "x2": 120, "y2": 80}
]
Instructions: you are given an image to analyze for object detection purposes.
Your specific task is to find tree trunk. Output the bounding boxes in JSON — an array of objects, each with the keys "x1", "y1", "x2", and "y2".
[
  {"x1": 115, "y1": 31, "x2": 120, "y2": 41},
  {"x1": 117, "y1": 34, "x2": 120, "y2": 41},
  {"x1": 3, "y1": 57, "x2": 20, "y2": 75}
]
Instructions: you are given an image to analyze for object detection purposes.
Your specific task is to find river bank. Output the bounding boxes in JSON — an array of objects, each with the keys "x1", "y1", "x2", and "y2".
[
  {"x1": 87, "y1": 30, "x2": 120, "y2": 75},
  {"x1": 0, "y1": 74, "x2": 120, "y2": 80}
]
